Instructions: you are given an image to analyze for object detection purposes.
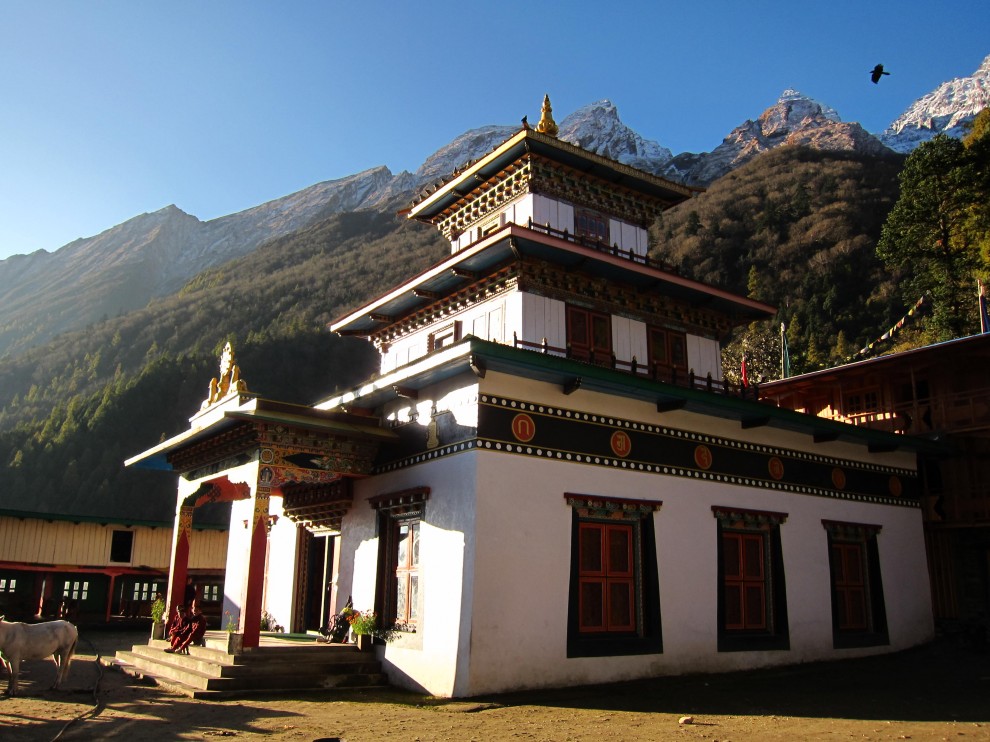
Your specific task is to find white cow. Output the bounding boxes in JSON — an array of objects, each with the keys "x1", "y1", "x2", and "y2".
[{"x1": 0, "y1": 616, "x2": 77, "y2": 697}]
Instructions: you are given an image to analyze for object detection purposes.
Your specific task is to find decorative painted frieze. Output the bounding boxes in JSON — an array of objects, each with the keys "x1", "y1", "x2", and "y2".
[{"x1": 375, "y1": 394, "x2": 919, "y2": 508}]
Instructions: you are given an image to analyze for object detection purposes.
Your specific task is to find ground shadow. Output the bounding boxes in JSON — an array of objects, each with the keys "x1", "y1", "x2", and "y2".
[{"x1": 476, "y1": 640, "x2": 990, "y2": 724}]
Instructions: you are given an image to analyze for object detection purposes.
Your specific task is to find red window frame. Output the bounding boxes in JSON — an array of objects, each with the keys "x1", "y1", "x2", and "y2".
[
  {"x1": 830, "y1": 541, "x2": 868, "y2": 631},
  {"x1": 567, "y1": 305, "x2": 612, "y2": 366},
  {"x1": 575, "y1": 209, "x2": 609, "y2": 242},
  {"x1": 722, "y1": 532, "x2": 767, "y2": 631},
  {"x1": 578, "y1": 522, "x2": 636, "y2": 633},
  {"x1": 648, "y1": 326, "x2": 687, "y2": 378}
]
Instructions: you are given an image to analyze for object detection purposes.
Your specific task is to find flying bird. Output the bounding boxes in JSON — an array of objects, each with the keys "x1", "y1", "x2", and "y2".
[{"x1": 870, "y1": 64, "x2": 890, "y2": 84}]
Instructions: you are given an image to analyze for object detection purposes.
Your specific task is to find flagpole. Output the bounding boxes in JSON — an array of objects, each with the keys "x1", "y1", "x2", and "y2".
[
  {"x1": 979, "y1": 279, "x2": 989, "y2": 334},
  {"x1": 779, "y1": 322, "x2": 791, "y2": 378}
]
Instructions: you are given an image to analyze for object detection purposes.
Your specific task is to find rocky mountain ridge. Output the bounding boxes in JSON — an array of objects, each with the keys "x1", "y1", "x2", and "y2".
[
  {"x1": 1, "y1": 55, "x2": 986, "y2": 358},
  {"x1": 663, "y1": 89, "x2": 891, "y2": 185}
]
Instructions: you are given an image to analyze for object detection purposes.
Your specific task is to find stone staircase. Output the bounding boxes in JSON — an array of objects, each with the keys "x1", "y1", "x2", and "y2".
[{"x1": 112, "y1": 633, "x2": 388, "y2": 699}]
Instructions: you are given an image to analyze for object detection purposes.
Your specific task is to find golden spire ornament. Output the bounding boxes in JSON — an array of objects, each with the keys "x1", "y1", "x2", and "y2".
[
  {"x1": 535, "y1": 94, "x2": 558, "y2": 137},
  {"x1": 200, "y1": 341, "x2": 248, "y2": 409}
]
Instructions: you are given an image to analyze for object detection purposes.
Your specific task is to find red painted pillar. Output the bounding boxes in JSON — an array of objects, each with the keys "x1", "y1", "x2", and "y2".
[
  {"x1": 105, "y1": 573, "x2": 117, "y2": 623},
  {"x1": 166, "y1": 504, "x2": 193, "y2": 616},
  {"x1": 35, "y1": 573, "x2": 53, "y2": 618},
  {"x1": 240, "y1": 486, "x2": 270, "y2": 649}
]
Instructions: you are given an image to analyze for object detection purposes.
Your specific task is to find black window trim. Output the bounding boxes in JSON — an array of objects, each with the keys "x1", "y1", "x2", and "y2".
[
  {"x1": 713, "y1": 506, "x2": 790, "y2": 653},
  {"x1": 565, "y1": 493, "x2": 663, "y2": 658},
  {"x1": 823, "y1": 520, "x2": 889, "y2": 649}
]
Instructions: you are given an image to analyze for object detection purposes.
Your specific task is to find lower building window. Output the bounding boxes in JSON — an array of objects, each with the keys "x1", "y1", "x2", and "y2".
[
  {"x1": 63, "y1": 580, "x2": 89, "y2": 601},
  {"x1": 132, "y1": 581, "x2": 161, "y2": 602},
  {"x1": 823, "y1": 521, "x2": 889, "y2": 648},
  {"x1": 394, "y1": 521, "x2": 420, "y2": 626},
  {"x1": 722, "y1": 531, "x2": 767, "y2": 630},
  {"x1": 578, "y1": 522, "x2": 636, "y2": 632},
  {"x1": 566, "y1": 494, "x2": 662, "y2": 657},
  {"x1": 371, "y1": 488, "x2": 430, "y2": 632},
  {"x1": 713, "y1": 506, "x2": 790, "y2": 652}
]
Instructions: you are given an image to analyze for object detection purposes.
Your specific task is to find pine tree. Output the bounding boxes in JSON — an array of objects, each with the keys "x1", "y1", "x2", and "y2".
[{"x1": 877, "y1": 135, "x2": 983, "y2": 340}]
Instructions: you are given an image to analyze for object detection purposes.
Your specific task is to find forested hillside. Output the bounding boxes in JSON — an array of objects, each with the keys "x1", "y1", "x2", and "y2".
[
  {"x1": 0, "y1": 209, "x2": 447, "y2": 521},
  {"x1": 651, "y1": 147, "x2": 907, "y2": 380}
]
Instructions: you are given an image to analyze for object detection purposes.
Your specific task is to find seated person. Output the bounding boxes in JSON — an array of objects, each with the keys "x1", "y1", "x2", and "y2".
[
  {"x1": 166, "y1": 599, "x2": 207, "y2": 654},
  {"x1": 166, "y1": 604, "x2": 188, "y2": 641}
]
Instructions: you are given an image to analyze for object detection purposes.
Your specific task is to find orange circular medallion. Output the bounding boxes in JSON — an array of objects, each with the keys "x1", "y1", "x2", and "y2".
[
  {"x1": 511, "y1": 413, "x2": 536, "y2": 443},
  {"x1": 831, "y1": 467, "x2": 846, "y2": 490},
  {"x1": 610, "y1": 430, "x2": 632, "y2": 458}
]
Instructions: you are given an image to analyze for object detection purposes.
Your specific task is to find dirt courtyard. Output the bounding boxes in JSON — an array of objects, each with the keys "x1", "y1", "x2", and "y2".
[{"x1": 0, "y1": 630, "x2": 987, "y2": 741}]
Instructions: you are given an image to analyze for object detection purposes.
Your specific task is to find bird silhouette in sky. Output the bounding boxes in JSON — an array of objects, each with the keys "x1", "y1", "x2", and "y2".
[
  {"x1": 521, "y1": 115, "x2": 530, "y2": 129},
  {"x1": 870, "y1": 64, "x2": 890, "y2": 84}
]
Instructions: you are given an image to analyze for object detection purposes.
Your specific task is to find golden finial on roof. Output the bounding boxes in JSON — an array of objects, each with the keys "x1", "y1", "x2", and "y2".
[
  {"x1": 535, "y1": 94, "x2": 558, "y2": 137},
  {"x1": 201, "y1": 341, "x2": 248, "y2": 409}
]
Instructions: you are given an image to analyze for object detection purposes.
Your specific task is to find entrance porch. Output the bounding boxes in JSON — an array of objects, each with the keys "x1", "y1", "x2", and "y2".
[{"x1": 114, "y1": 631, "x2": 385, "y2": 699}]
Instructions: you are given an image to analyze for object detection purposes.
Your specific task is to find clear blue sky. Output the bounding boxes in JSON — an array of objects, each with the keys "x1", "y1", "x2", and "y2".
[{"x1": 1, "y1": 0, "x2": 988, "y2": 261}]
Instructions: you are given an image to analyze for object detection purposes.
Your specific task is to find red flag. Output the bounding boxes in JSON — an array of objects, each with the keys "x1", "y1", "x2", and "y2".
[{"x1": 741, "y1": 352, "x2": 749, "y2": 387}]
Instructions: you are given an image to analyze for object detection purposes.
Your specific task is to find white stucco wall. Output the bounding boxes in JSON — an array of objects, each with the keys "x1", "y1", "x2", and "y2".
[
  {"x1": 222, "y1": 497, "x2": 254, "y2": 630},
  {"x1": 342, "y1": 454, "x2": 478, "y2": 696},
  {"x1": 338, "y1": 368, "x2": 930, "y2": 697},
  {"x1": 459, "y1": 450, "x2": 931, "y2": 696},
  {"x1": 263, "y1": 493, "x2": 298, "y2": 632}
]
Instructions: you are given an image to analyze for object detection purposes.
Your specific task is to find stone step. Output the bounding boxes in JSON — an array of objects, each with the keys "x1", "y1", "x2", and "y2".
[
  {"x1": 113, "y1": 641, "x2": 388, "y2": 699},
  {"x1": 116, "y1": 668, "x2": 388, "y2": 701},
  {"x1": 124, "y1": 645, "x2": 382, "y2": 677}
]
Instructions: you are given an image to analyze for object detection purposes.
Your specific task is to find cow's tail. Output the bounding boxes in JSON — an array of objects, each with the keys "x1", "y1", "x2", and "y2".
[{"x1": 59, "y1": 630, "x2": 78, "y2": 686}]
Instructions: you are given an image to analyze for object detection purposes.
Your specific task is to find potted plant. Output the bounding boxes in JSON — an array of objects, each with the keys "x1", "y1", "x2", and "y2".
[
  {"x1": 150, "y1": 595, "x2": 166, "y2": 640},
  {"x1": 224, "y1": 610, "x2": 243, "y2": 654},
  {"x1": 346, "y1": 610, "x2": 379, "y2": 651}
]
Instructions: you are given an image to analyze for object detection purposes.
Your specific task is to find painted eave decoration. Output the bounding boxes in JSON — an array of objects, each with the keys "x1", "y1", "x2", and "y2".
[
  {"x1": 406, "y1": 128, "x2": 698, "y2": 224},
  {"x1": 329, "y1": 223, "x2": 775, "y2": 338},
  {"x1": 125, "y1": 398, "x2": 396, "y2": 472}
]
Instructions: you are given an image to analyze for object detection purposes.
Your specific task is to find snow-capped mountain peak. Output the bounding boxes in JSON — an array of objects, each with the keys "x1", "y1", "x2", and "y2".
[
  {"x1": 777, "y1": 89, "x2": 841, "y2": 123},
  {"x1": 558, "y1": 99, "x2": 673, "y2": 173},
  {"x1": 881, "y1": 53, "x2": 990, "y2": 153},
  {"x1": 414, "y1": 125, "x2": 517, "y2": 184}
]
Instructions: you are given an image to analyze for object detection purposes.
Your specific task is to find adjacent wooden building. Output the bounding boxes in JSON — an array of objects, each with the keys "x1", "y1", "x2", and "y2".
[
  {"x1": 762, "y1": 333, "x2": 990, "y2": 637},
  {"x1": 0, "y1": 510, "x2": 226, "y2": 623}
]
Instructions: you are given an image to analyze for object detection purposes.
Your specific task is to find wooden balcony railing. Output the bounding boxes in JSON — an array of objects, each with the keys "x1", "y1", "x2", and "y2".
[
  {"x1": 526, "y1": 219, "x2": 680, "y2": 274},
  {"x1": 815, "y1": 387, "x2": 990, "y2": 436},
  {"x1": 512, "y1": 333, "x2": 759, "y2": 401}
]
